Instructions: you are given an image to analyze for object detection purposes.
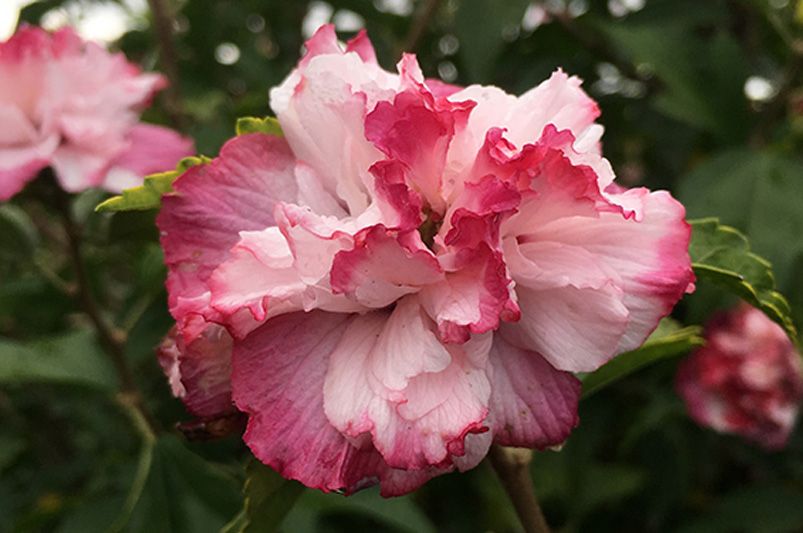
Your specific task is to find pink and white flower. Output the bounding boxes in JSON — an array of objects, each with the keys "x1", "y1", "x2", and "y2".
[
  {"x1": 158, "y1": 25, "x2": 694, "y2": 495},
  {"x1": 677, "y1": 304, "x2": 803, "y2": 450},
  {"x1": 0, "y1": 25, "x2": 193, "y2": 200}
]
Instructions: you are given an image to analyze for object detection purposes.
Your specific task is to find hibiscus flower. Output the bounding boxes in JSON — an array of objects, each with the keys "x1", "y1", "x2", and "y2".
[
  {"x1": 0, "y1": 25, "x2": 192, "y2": 200},
  {"x1": 158, "y1": 25, "x2": 693, "y2": 495},
  {"x1": 677, "y1": 303, "x2": 803, "y2": 449}
]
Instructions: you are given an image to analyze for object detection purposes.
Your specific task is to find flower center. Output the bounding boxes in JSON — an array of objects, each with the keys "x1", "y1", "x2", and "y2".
[{"x1": 418, "y1": 207, "x2": 443, "y2": 250}]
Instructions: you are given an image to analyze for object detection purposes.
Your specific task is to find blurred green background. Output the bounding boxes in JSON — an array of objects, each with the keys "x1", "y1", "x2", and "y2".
[{"x1": 1, "y1": 0, "x2": 803, "y2": 531}]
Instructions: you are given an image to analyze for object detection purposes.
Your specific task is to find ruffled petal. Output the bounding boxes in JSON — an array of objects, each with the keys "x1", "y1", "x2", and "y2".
[
  {"x1": 502, "y1": 283, "x2": 629, "y2": 373},
  {"x1": 294, "y1": 162, "x2": 349, "y2": 217},
  {"x1": 232, "y1": 311, "x2": 378, "y2": 492},
  {"x1": 502, "y1": 238, "x2": 616, "y2": 290},
  {"x1": 414, "y1": 174, "x2": 521, "y2": 343},
  {"x1": 1, "y1": 26, "x2": 174, "y2": 196},
  {"x1": 487, "y1": 335, "x2": 580, "y2": 447},
  {"x1": 420, "y1": 245, "x2": 519, "y2": 343},
  {"x1": 323, "y1": 297, "x2": 492, "y2": 469},
  {"x1": 345, "y1": 29, "x2": 378, "y2": 64},
  {"x1": 514, "y1": 189, "x2": 693, "y2": 355},
  {"x1": 102, "y1": 123, "x2": 194, "y2": 192},
  {"x1": 369, "y1": 159, "x2": 424, "y2": 230},
  {"x1": 365, "y1": 56, "x2": 474, "y2": 211},
  {"x1": 50, "y1": 145, "x2": 111, "y2": 191},
  {"x1": 274, "y1": 202, "x2": 375, "y2": 283},
  {"x1": 157, "y1": 133, "x2": 297, "y2": 333},
  {"x1": 157, "y1": 321, "x2": 235, "y2": 419},
  {"x1": 0, "y1": 106, "x2": 58, "y2": 199},
  {"x1": 208, "y1": 227, "x2": 306, "y2": 335},
  {"x1": 495, "y1": 126, "x2": 692, "y2": 369},
  {"x1": 0, "y1": 157, "x2": 49, "y2": 200},
  {"x1": 269, "y1": 25, "x2": 399, "y2": 215},
  {"x1": 0, "y1": 25, "x2": 61, "y2": 60},
  {"x1": 232, "y1": 310, "x2": 453, "y2": 495},
  {"x1": 452, "y1": 70, "x2": 599, "y2": 152},
  {"x1": 43, "y1": 42, "x2": 168, "y2": 192},
  {"x1": 507, "y1": 70, "x2": 600, "y2": 147},
  {"x1": 331, "y1": 225, "x2": 443, "y2": 308},
  {"x1": 0, "y1": 103, "x2": 40, "y2": 145},
  {"x1": 439, "y1": 174, "x2": 520, "y2": 250}
]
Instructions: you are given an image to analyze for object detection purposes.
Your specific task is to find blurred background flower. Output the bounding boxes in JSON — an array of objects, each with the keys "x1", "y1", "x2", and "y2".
[{"x1": 677, "y1": 304, "x2": 803, "y2": 450}]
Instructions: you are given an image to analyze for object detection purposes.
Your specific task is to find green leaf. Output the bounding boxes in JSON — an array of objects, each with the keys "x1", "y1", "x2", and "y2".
[
  {"x1": 581, "y1": 319, "x2": 704, "y2": 398},
  {"x1": 95, "y1": 156, "x2": 209, "y2": 213},
  {"x1": 58, "y1": 496, "x2": 127, "y2": 533},
  {"x1": 678, "y1": 485, "x2": 803, "y2": 533},
  {"x1": 283, "y1": 488, "x2": 438, "y2": 533},
  {"x1": 0, "y1": 435, "x2": 25, "y2": 472},
  {"x1": 0, "y1": 329, "x2": 117, "y2": 390},
  {"x1": 678, "y1": 151, "x2": 803, "y2": 290},
  {"x1": 110, "y1": 421, "x2": 155, "y2": 533},
  {"x1": 235, "y1": 116, "x2": 283, "y2": 137},
  {"x1": 577, "y1": 464, "x2": 646, "y2": 515},
  {"x1": 222, "y1": 460, "x2": 304, "y2": 533},
  {"x1": 0, "y1": 204, "x2": 39, "y2": 261},
  {"x1": 455, "y1": 0, "x2": 530, "y2": 81},
  {"x1": 597, "y1": 22, "x2": 748, "y2": 140},
  {"x1": 126, "y1": 435, "x2": 242, "y2": 533},
  {"x1": 688, "y1": 218, "x2": 797, "y2": 342}
]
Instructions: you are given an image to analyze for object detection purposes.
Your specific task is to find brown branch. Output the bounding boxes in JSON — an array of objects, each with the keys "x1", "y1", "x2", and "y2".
[
  {"x1": 401, "y1": 0, "x2": 443, "y2": 54},
  {"x1": 488, "y1": 445, "x2": 551, "y2": 533},
  {"x1": 146, "y1": 0, "x2": 185, "y2": 128},
  {"x1": 552, "y1": 10, "x2": 660, "y2": 94},
  {"x1": 749, "y1": 54, "x2": 802, "y2": 147},
  {"x1": 54, "y1": 186, "x2": 158, "y2": 432}
]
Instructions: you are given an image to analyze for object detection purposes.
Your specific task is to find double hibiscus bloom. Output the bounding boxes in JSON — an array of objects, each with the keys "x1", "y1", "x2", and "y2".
[{"x1": 158, "y1": 25, "x2": 694, "y2": 495}]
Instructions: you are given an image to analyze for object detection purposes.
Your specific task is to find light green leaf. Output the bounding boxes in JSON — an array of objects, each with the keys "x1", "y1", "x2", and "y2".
[
  {"x1": 235, "y1": 116, "x2": 283, "y2": 137},
  {"x1": 688, "y1": 218, "x2": 797, "y2": 342},
  {"x1": 0, "y1": 329, "x2": 117, "y2": 390},
  {"x1": 581, "y1": 319, "x2": 704, "y2": 398},
  {"x1": 222, "y1": 460, "x2": 304, "y2": 533},
  {"x1": 95, "y1": 156, "x2": 209, "y2": 213}
]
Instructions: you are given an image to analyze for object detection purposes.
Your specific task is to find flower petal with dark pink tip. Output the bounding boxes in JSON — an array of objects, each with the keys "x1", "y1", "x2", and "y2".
[
  {"x1": 157, "y1": 133, "x2": 297, "y2": 331},
  {"x1": 330, "y1": 225, "x2": 443, "y2": 308},
  {"x1": 323, "y1": 297, "x2": 492, "y2": 469},
  {"x1": 488, "y1": 335, "x2": 580, "y2": 448}
]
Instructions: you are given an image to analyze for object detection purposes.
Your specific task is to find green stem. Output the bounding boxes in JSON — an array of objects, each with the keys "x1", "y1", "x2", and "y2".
[
  {"x1": 109, "y1": 393, "x2": 157, "y2": 533},
  {"x1": 488, "y1": 445, "x2": 551, "y2": 533}
]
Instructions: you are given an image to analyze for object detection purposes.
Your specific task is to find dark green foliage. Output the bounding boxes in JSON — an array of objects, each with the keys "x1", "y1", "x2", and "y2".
[{"x1": 5, "y1": 0, "x2": 803, "y2": 532}]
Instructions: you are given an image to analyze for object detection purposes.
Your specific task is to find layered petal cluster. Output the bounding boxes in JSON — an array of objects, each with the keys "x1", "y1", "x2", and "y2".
[
  {"x1": 0, "y1": 25, "x2": 193, "y2": 200},
  {"x1": 677, "y1": 304, "x2": 803, "y2": 450},
  {"x1": 158, "y1": 25, "x2": 694, "y2": 495}
]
